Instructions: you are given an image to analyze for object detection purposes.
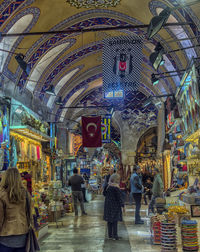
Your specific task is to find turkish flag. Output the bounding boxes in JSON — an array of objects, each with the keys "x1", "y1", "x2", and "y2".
[{"x1": 82, "y1": 116, "x2": 102, "y2": 147}]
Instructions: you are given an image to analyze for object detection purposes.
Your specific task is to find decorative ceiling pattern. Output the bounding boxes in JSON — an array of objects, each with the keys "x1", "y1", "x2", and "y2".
[
  {"x1": 76, "y1": 88, "x2": 158, "y2": 129},
  {"x1": 0, "y1": 0, "x2": 199, "y2": 140}
]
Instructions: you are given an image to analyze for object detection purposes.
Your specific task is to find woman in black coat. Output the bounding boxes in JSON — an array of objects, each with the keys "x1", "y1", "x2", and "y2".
[{"x1": 103, "y1": 173, "x2": 124, "y2": 240}]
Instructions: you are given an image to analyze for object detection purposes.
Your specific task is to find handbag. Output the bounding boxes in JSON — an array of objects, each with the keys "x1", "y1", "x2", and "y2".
[{"x1": 25, "y1": 192, "x2": 40, "y2": 252}]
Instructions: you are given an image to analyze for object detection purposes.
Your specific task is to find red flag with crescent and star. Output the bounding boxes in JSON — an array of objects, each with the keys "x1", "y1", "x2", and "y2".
[{"x1": 82, "y1": 116, "x2": 102, "y2": 147}]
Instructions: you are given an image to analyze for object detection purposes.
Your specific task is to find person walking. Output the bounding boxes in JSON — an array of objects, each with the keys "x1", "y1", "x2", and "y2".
[
  {"x1": 68, "y1": 168, "x2": 87, "y2": 216},
  {"x1": 130, "y1": 166, "x2": 144, "y2": 224},
  {"x1": 148, "y1": 168, "x2": 164, "y2": 214},
  {"x1": 0, "y1": 168, "x2": 32, "y2": 252},
  {"x1": 103, "y1": 174, "x2": 124, "y2": 240}
]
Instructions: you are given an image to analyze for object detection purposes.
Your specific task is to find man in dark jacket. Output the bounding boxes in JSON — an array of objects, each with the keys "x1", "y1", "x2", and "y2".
[
  {"x1": 130, "y1": 166, "x2": 144, "y2": 224},
  {"x1": 68, "y1": 168, "x2": 87, "y2": 216}
]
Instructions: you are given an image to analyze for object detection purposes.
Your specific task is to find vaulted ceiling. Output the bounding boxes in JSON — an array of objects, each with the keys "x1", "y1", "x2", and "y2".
[{"x1": 0, "y1": 0, "x2": 200, "y2": 131}]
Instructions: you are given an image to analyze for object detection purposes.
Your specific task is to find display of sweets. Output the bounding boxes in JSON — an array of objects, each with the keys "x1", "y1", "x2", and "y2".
[
  {"x1": 181, "y1": 220, "x2": 199, "y2": 252},
  {"x1": 168, "y1": 205, "x2": 189, "y2": 215},
  {"x1": 161, "y1": 221, "x2": 177, "y2": 252}
]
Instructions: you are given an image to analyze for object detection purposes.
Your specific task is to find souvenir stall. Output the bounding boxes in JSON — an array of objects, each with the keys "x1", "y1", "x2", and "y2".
[
  {"x1": 173, "y1": 62, "x2": 200, "y2": 207},
  {"x1": 10, "y1": 99, "x2": 51, "y2": 238},
  {"x1": 166, "y1": 96, "x2": 188, "y2": 192},
  {"x1": 47, "y1": 146, "x2": 74, "y2": 222},
  {"x1": 150, "y1": 62, "x2": 200, "y2": 251}
]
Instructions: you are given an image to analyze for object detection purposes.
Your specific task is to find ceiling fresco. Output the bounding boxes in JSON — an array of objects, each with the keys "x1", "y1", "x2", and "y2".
[{"x1": 0, "y1": 0, "x2": 199, "y2": 140}]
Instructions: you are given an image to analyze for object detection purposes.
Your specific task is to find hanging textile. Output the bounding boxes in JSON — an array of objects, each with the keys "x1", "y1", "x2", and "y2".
[
  {"x1": 21, "y1": 141, "x2": 25, "y2": 161},
  {"x1": 10, "y1": 136, "x2": 17, "y2": 167},
  {"x1": 27, "y1": 142, "x2": 30, "y2": 159},
  {"x1": 31, "y1": 144, "x2": 35, "y2": 160},
  {"x1": 36, "y1": 146, "x2": 40, "y2": 160}
]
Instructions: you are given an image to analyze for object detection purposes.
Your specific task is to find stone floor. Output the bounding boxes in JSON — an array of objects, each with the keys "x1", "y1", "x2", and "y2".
[{"x1": 39, "y1": 196, "x2": 174, "y2": 252}]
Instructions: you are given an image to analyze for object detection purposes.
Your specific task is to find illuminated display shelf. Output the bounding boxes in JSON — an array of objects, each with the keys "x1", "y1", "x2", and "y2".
[{"x1": 10, "y1": 125, "x2": 51, "y2": 142}]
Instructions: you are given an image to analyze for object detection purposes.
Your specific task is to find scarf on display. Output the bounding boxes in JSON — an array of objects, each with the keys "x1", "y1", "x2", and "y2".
[{"x1": 36, "y1": 146, "x2": 40, "y2": 160}]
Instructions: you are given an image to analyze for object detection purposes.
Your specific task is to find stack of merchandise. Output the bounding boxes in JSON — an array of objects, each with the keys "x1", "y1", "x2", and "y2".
[
  {"x1": 32, "y1": 191, "x2": 48, "y2": 230},
  {"x1": 39, "y1": 202, "x2": 48, "y2": 227},
  {"x1": 150, "y1": 216, "x2": 161, "y2": 244},
  {"x1": 181, "y1": 220, "x2": 199, "y2": 252},
  {"x1": 161, "y1": 221, "x2": 177, "y2": 251},
  {"x1": 32, "y1": 191, "x2": 42, "y2": 230},
  {"x1": 63, "y1": 194, "x2": 73, "y2": 213}
]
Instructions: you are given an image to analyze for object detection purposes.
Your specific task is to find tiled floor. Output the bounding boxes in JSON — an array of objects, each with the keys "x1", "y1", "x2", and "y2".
[{"x1": 39, "y1": 196, "x2": 178, "y2": 252}]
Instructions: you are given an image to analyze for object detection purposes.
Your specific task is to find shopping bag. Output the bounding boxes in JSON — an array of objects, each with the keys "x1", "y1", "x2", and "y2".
[
  {"x1": 25, "y1": 192, "x2": 40, "y2": 252},
  {"x1": 26, "y1": 227, "x2": 40, "y2": 252}
]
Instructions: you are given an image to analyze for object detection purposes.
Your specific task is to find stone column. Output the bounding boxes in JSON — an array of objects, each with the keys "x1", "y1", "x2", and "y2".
[{"x1": 114, "y1": 114, "x2": 141, "y2": 167}]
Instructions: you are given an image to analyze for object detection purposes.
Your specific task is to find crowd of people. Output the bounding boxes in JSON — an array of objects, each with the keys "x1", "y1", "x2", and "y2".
[
  {"x1": 102, "y1": 165, "x2": 164, "y2": 240},
  {"x1": 0, "y1": 165, "x2": 164, "y2": 250}
]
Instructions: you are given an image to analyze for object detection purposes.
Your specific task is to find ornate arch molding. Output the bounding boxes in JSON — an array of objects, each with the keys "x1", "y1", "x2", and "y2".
[
  {"x1": 2, "y1": 7, "x2": 40, "y2": 81},
  {"x1": 50, "y1": 65, "x2": 102, "y2": 109},
  {"x1": 26, "y1": 38, "x2": 76, "y2": 91},
  {"x1": 55, "y1": 74, "x2": 102, "y2": 121},
  {"x1": 37, "y1": 41, "x2": 102, "y2": 99},
  {"x1": 0, "y1": 0, "x2": 35, "y2": 27},
  {"x1": 149, "y1": 1, "x2": 199, "y2": 64},
  {"x1": 16, "y1": 9, "x2": 178, "y2": 91},
  {"x1": 167, "y1": 0, "x2": 200, "y2": 41},
  {"x1": 43, "y1": 64, "x2": 84, "y2": 106}
]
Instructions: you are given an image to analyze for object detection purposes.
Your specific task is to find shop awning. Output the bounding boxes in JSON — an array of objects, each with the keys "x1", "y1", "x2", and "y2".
[{"x1": 10, "y1": 126, "x2": 51, "y2": 142}]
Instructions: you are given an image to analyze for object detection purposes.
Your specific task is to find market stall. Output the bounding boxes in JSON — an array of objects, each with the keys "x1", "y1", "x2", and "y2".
[{"x1": 10, "y1": 99, "x2": 52, "y2": 238}]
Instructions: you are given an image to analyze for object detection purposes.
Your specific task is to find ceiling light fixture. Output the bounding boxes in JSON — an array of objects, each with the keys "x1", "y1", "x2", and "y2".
[
  {"x1": 15, "y1": 53, "x2": 31, "y2": 75},
  {"x1": 151, "y1": 74, "x2": 159, "y2": 85},
  {"x1": 55, "y1": 96, "x2": 63, "y2": 105},
  {"x1": 149, "y1": 42, "x2": 165, "y2": 71},
  {"x1": 147, "y1": 7, "x2": 171, "y2": 39},
  {"x1": 45, "y1": 85, "x2": 55, "y2": 95},
  {"x1": 66, "y1": 0, "x2": 120, "y2": 8}
]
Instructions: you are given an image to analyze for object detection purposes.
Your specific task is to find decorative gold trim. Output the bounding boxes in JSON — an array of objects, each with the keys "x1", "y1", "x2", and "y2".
[{"x1": 66, "y1": 0, "x2": 120, "y2": 9}]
